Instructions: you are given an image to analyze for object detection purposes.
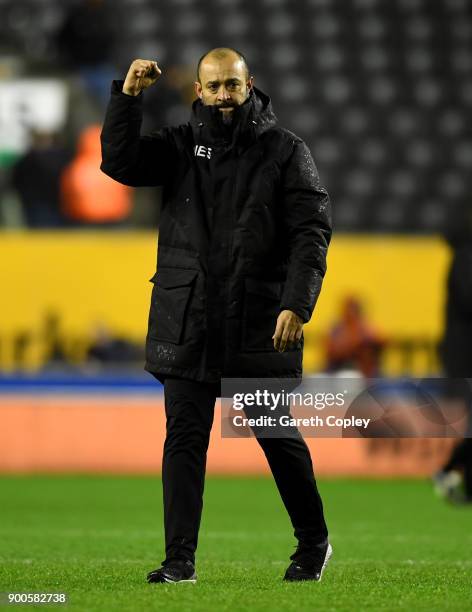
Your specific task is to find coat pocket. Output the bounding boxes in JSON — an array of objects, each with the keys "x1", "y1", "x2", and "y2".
[
  {"x1": 147, "y1": 267, "x2": 198, "y2": 344},
  {"x1": 241, "y1": 278, "x2": 283, "y2": 352}
]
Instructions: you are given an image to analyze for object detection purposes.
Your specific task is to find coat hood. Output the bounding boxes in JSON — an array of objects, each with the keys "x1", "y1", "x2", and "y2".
[{"x1": 189, "y1": 86, "x2": 277, "y2": 150}]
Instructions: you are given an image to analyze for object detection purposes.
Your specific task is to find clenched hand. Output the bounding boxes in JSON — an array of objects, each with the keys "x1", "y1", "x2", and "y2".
[
  {"x1": 122, "y1": 59, "x2": 162, "y2": 96},
  {"x1": 272, "y1": 309, "x2": 304, "y2": 352}
]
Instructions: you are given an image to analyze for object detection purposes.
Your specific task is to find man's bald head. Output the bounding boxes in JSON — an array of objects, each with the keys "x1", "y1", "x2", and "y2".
[
  {"x1": 194, "y1": 47, "x2": 254, "y2": 124},
  {"x1": 196, "y1": 47, "x2": 249, "y2": 83}
]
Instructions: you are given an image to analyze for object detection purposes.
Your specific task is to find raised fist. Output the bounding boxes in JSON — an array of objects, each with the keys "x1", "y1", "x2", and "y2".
[{"x1": 122, "y1": 59, "x2": 162, "y2": 96}]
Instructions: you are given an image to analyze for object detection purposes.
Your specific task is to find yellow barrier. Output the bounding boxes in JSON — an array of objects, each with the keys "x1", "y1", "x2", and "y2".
[{"x1": 0, "y1": 232, "x2": 451, "y2": 372}]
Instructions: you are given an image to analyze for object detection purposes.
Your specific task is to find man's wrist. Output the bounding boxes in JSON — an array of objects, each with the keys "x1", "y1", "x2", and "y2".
[
  {"x1": 279, "y1": 305, "x2": 308, "y2": 324},
  {"x1": 111, "y1": 80, "x2": 142, "y2": 99},
  {"x1": 122, "y1": 85, "x2": 139, "y2": 96}
]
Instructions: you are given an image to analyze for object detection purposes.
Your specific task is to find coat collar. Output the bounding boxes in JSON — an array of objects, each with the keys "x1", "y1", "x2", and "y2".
[{"x1": 189, "y1": 86, "x2": 277, "y2": 151}]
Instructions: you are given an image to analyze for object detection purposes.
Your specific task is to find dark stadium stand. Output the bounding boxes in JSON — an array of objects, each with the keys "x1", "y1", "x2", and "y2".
[{"x1": 0, "y1": 0, "x2": 470, "y2": 232}]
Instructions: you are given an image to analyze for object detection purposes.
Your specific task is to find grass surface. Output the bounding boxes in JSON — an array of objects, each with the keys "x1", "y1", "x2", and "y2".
[{"x1": 0, "y1": 476, "x2": 471, "y2": 611}]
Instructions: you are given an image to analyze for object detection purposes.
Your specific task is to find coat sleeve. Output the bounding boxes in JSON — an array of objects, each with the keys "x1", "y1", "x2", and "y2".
[
  {"x1": 279, "y1": 139, "x2": 332, "y2": 323},
  {"x1": 100, "y1": 79, "x2": 177, "y2": 187}
]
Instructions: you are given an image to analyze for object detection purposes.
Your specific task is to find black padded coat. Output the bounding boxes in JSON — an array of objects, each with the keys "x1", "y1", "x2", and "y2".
[{"x1": 100, "y1": 80, "x2": 332, "y2": 384}]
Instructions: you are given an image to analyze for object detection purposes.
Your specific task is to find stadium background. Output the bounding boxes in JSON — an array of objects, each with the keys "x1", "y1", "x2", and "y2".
[
  {"x1": 0, "y1": 0, "x2": 465, "y2": 474},
  {"x1": 0, "y1": 2, "x2": 471, "y2": 609}
]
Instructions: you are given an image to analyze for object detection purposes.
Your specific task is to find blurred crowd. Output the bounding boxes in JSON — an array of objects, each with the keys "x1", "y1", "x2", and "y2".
[
  {"x1": 0, "y1": 0, "x2": 471, "y2": 231},
  {"x1": 0, "y1": 0, "x2": 195, "y2": 229}
]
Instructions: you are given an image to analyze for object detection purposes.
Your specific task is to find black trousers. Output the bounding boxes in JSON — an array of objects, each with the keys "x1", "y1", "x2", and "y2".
[{"x1": 161, "y1": 377, "x2": 329, "y2": 565}]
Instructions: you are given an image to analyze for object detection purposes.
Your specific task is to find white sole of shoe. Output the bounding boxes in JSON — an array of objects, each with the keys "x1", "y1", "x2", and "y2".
[
  {"x1": 318, "y1": 543, "x2": 333, "y2": 581},
  {"x1": 162, "y1": 576, "x2": 197, "y2": 584}
]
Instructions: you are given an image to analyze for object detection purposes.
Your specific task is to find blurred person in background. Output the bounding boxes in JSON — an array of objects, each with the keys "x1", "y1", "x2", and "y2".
[
  {"x1": 60, "y1": 124, "x2": 132, "y2": 227},
  {"x1": 100, "y1": 48, "x2": 332, "y2": 584},
  {"x1": 11, "y1": 129, "x2": 70, "y2": 228},
  {"x1": 87, "y1": 322, "x2": 143, "y2": 365},
  {"x1": 325, "y1": 295, "x2": 386, "y2": 377},
  {"x1": 141, "y1": 65, "x2": 195, "y2": 134},
  {"x1": 55, "y1": 0, "x2": 118, "y2": 110},
  {"x1": 434, "y1": 208, "x2": 472, "y2": 504},
  {"x1": 41, "y1": 311, "x2": 69, "y2": 370}
]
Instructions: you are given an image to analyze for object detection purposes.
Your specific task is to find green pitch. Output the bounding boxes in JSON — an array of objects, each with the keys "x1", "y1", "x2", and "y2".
[{"x1": 0, "y1": 476, "x2": 471, "y2": 611}]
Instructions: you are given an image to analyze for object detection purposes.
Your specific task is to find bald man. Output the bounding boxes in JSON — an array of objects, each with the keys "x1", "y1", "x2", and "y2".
[{"x1": 101, "y1": 47, "x2": 332, "y2": 583}]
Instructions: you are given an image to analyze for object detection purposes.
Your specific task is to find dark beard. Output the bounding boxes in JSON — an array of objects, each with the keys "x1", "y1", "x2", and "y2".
[{"x1": 219, "y1": 110, "x2": 234, "y2": 125}]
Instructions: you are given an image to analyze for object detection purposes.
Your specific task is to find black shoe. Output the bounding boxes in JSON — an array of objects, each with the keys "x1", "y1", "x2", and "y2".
[
  {"x1": 432, "y1": 469, "x2": 463, "y2": 500},
  {"x1": 283, "y1": 542, "x2": 333, "y2": 582},
  {"x1": 147, "y1": 559, "x2": 197, "y2": 584}
]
